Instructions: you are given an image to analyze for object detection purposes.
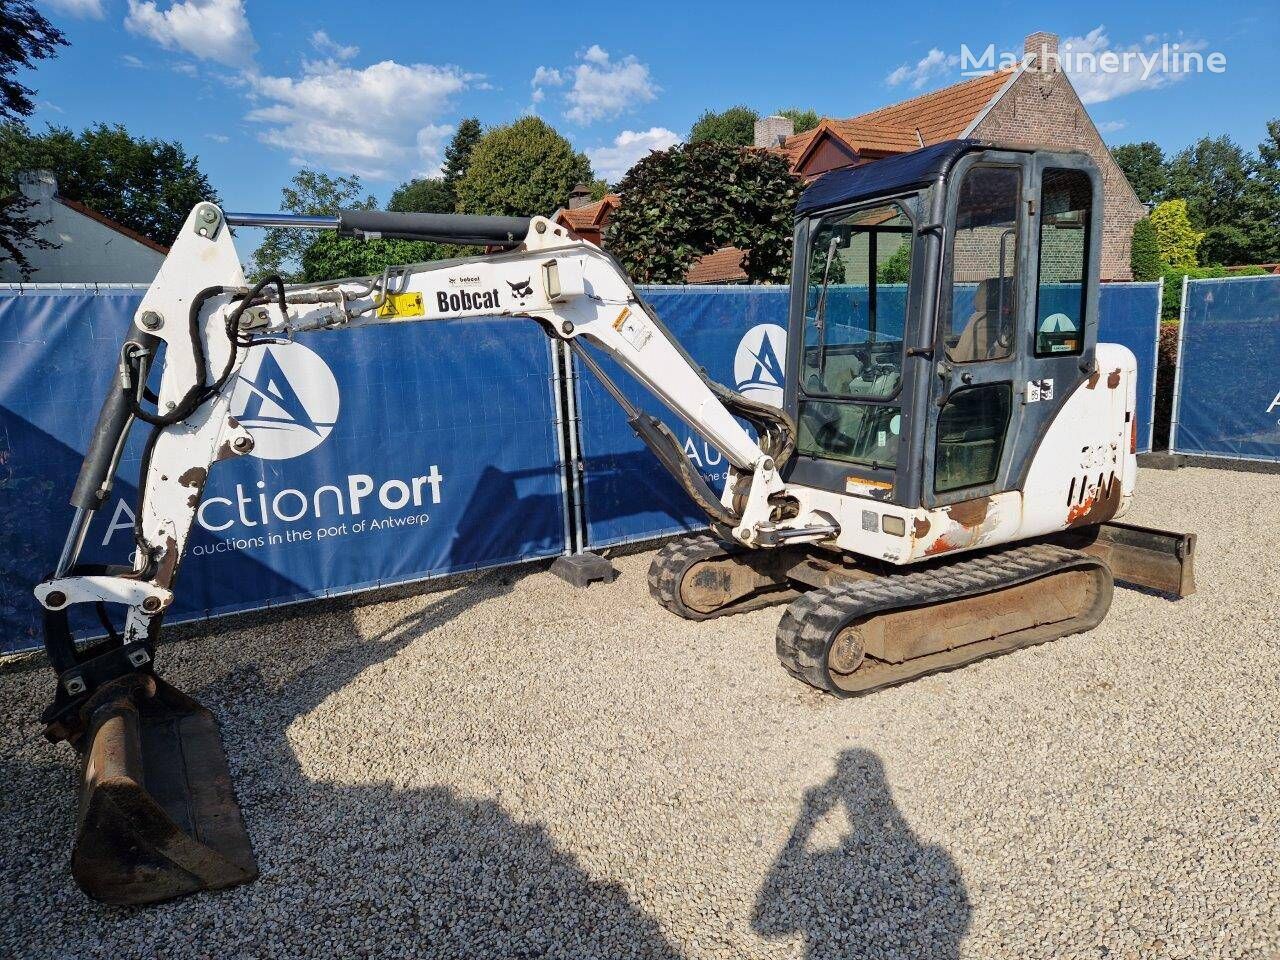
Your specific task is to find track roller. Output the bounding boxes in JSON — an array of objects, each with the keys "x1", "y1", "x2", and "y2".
[{"x1": 776, "y1": 544, "x2": 1113, "y2": 695}]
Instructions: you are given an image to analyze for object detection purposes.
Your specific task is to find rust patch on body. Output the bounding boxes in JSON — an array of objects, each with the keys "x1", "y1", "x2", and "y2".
[
  {"x1": 924, "y1": 536, "x2": 956, "y2": 556},
  {"x1": 1086, "y1": 369, "x2": 1101, "y2": 389},
  {"x1": 153, "y1": 536, "x2": 181, "y2": 589},
  {"x1": 945, "y1": 497, "x2": 991, "y2": 529},
  {"x1": 1106, "y1": 368, "x2": 1122, "y2": 389},
  {"x1": 1066, "y1": 474, "x2": 1122, "y2": 528},
  {"x1": 178, "y1": 467, "x2": 208, "y2": 508},
  {"x1": 912, "y1": 517, "x2": 931, "y2": 538}
]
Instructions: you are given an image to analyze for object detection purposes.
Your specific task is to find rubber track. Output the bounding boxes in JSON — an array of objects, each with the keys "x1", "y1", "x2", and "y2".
[
  {"x1": 775, "y1": 543, "x2": 1112, "y2": 695},
  {"x1": 647, "y1": 534, "x2": 797, "y2": 622}
]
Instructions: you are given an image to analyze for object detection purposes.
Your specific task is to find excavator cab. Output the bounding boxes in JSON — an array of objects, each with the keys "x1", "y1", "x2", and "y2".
[{"x1": 784, "y1": 140, "x2": 1102, "y2": 514}]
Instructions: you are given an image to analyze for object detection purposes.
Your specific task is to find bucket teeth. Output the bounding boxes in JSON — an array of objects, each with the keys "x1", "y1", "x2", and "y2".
[{"x1": 70, "y1": 674, "x2": 257, "y2": 906}]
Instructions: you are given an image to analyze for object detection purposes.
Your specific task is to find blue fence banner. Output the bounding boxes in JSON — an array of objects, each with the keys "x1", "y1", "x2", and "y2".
[
  {"x1": 0, "y1": 288, "x2": 567, "y2": 656},
  {"x1": 573, "y1": 286, "x2": 789, "y2": 548},
  {"x1": 1094, "y1": 281, "x2": 1161, "y2": 454},
  {"x1": 1172, "y1": 275, "x2": 1280, "y2": 461},
  {"x1": 575, "y1": 282, "x2": 1161, "y2": 548}
]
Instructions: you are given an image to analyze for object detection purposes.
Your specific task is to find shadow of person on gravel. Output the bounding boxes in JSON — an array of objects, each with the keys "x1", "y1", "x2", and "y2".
[{"x1": 751, "y1": 749, "x2": 970, "y2": 960}]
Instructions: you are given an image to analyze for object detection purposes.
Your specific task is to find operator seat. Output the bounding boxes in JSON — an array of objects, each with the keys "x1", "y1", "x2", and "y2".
[{"x1": 952, "y1": 276, "x2": 1015, "y2": 361}]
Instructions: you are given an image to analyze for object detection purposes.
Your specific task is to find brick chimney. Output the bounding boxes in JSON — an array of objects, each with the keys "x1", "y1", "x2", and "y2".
[
  {"x1": 1024, "y1": 31, "x2": 1060, "y2": 70},
  {"x1": 567, "y1": 183, "x2": 593, "y2": 210},
  {"x1": 753, "y1": 115, "x2": 795, "y2": 149}
]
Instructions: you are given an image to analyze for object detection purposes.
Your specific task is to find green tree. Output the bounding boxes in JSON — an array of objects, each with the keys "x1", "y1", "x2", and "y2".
[
  {"x1": 1242, "y1": 118, "x2": 1280, "y2": 263},
  {"x1": 1129, "y1": 217, "x2": 1162, "y2": 281},
  {"x1": 0, "y1": 1, "x2": 66, "y2": 278},
  {"x1": 588, "y1": 178, "x2": 611, "y2": 201},
  {"x1": 1110, "y1": 141, "x2": 1166, "y2": 205},
  {"x1": 1148, "y1": 199, "x2": 1202, "y2": 269},
  {"x1": 1165, "y1": 135, "x2": 1250, "y2": 229},
  {"x1": 389, "y1": 120, "x2": 483, "y2": 215},
  {"x1": 1198, "y1": 224, "x2": 1252, "y2": 266},
  {"x1": 441, "y1": 117, "x2": 482, "y2": 195},
  {"x1": 249, "y1": 170, "x2": 374, "y2": 280},
  {"x1": 299, "y1": 234, "x2": 468, "y2": 282},
  {"x1": 0, "y1": 123, "x2": 217, "y2": 247},
  {"x1": 455, "y1": 116, "x2": 592, "y2": 217},
  {"x1": 388, "y1": 177, "x2": 454, "y2": 214},
  {"x1": 0, "y1": 2, "x2": 65, "y2": 122},
  {"x1": 688, "y1": 106, "x2": 758, "y2": 146},
  {"x1": 777, "y1": 108, "x2": 820, "y2": 135},
  {"x1": 876, "y1": 242, "x2": 911, "y2": 283},
  {"x1": 606, "y1": 140, "x2": 799, "y2": 284}
]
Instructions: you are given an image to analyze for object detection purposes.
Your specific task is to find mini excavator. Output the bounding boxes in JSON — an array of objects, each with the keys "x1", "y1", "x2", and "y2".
[{"x1": 34, "y1": 140, "x2": 1195, "y2": 905}]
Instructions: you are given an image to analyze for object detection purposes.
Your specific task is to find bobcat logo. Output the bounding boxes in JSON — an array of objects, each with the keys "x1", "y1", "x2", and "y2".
[{"x1": 507, "y1": 278, "x2": 534, "y2": 299}]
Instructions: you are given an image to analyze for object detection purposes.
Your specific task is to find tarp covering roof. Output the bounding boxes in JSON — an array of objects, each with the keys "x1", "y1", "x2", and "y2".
[{"x1": 796, "y1": 139, "x2": 980, "y2": 215}]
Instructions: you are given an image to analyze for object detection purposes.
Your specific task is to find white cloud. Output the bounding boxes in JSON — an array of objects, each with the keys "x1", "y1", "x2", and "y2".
[
  {"x1": 885, "y1": 48, "x2": 959, "y2": 89},
  {"x1": 309, "y1": 30, "x2": 358, "y2": 62},
  {"x1": 1060, "y1": 27, "x2": 1210, "y2": 104},
  {"x1": 124, "y1": 0, "x2": 257, "y2": 69},
  {"x1": 587, "y1": 127, "x2": 680, "y2": 182},
  {"x1": 245, "y1": 60, "x2": 472, "y2": 179},
  {"x1": 205, "y1": 133, "x2": 230, "y2": 142},
  {"x1": 532, "y1": 66, "x2": 563, "y2": 87},
  {"x1": 121, "y1": 54, "x2": 146, "y2": 68},
  {"x1": 566, "y1": 46, "x2": 657, "y2": 123},
  {"x1": 43, "y1": 0, "x2": 105, "y2": 19},
  {"x1": 1096, "y1": 119, "x2": 1127, "y2": 133},
  {"x1": 529, "y1": 46, "x2": 657, "y2": 125}
]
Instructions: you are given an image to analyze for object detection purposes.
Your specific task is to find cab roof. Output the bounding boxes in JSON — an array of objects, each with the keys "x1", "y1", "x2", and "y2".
[{"x1": 796, "y1": 139, "x2": 981, "y2": 216}]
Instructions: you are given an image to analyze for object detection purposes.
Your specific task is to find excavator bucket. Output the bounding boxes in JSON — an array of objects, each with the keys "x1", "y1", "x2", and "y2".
[{"x1": 70, "y1": 673, "x2": 257, "y2": 905}]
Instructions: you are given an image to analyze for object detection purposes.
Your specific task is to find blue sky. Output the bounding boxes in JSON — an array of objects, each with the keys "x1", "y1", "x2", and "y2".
[{"x1": 26, "y1": 0, "x2": 1279, "y2": 217}]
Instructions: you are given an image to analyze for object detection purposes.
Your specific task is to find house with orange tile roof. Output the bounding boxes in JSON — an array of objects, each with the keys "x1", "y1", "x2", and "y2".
[
  {"x1": 685, "y1": 246, "x2": 750, "y2": 285},
  {"x1": 551, "y1": 184, "x2": 621, "y2": 249},
  {"x1": 757, "y1": 32, "x2": 1146, "y2": 279}
]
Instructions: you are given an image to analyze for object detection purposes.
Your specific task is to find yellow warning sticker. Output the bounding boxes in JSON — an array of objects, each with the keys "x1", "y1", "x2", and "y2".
[{"x1": 376, "y1": 291, "x2": 425, "y2": 319}]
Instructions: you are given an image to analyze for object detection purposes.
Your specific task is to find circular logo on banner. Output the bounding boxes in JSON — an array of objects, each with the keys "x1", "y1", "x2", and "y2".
[
  {"x1": 229, "y1": 342, "x2": 340, "y2": 460},
  {"x1": 733, "y1": 323, "x2": 787, "y2": 407}
]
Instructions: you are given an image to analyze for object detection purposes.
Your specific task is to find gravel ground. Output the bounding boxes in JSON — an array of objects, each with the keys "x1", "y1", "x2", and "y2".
[{"x1": 2, "y1": 465, "x2": 1277, "y2": 960}]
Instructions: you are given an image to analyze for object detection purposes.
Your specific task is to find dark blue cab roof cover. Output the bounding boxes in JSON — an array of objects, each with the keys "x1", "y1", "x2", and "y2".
[{"x1": 796, "y1": 139, "x2": 981, "y2": 215}]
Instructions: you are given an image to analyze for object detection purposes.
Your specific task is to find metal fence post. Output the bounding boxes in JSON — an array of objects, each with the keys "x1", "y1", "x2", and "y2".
[
  {"x1": 547, "y1": 337, "x2": 575, "y2": 556},
  {"x1": 1149, "y1": 276, "x2": 1164, "y2": 451},
  {"x1": 560, "y1": 340, "x2": 588, "y2": 553},
  {"x1": 1168, "y1": 275, "x2": 1191, "y2": 454}
]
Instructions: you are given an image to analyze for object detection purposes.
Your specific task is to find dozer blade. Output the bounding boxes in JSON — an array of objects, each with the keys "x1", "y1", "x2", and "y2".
[{"x1": 71, "y1": 673, "x2": 257, "y2": 905}]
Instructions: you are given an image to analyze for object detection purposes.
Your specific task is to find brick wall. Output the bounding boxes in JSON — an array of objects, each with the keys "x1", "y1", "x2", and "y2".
[{"x1": 973, "y1": 69, "x2": 1146, "y2": 280}]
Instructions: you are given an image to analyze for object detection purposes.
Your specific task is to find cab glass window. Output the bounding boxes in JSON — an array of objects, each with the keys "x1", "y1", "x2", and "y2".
[
  {"x1": 946, "y1": 166, "x2": 1020, "y2": 364},
  {"x1": 1035, "y1": 168, "x2": 1092, "y2": 357},
  {"x1": 798, "y1": 201, "x2": 913, "y2": 468}
]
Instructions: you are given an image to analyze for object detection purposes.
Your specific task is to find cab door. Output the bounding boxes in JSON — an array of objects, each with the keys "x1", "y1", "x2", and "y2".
[
  {"x1": 922, "y1": 150, "x2": 1104, "y2": 510},
  {"x1": 923, "y1": 150, "x2": 1031, "y2": 509}
]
